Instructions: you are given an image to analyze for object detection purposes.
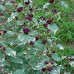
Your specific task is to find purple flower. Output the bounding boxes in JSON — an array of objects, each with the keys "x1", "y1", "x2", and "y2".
[
  {"x1": 30, "y1": 41, "x2": 34, "y2": 45},
  {"x1": 66, "y1": 69, "x2": 68, "y2": 72},
  {"x1": 43, "y1": 24, "x2": 48, "y2": 27},
  {"x1": 26, "y1": 17, "x2": 32, "y2": 21},
  {"x1": 0, "y1": 46, "x2": 2, "y2": 48},
  {"x1": 45, "y1": 61, "x2": 49, "y2": 64},
  {"x1": 50, "y1": 61, "x2": 54, "y2": 64},
  {"x1": 11, "y1": 1, "x2": 15, "y2": 3},
  {"x1": 47, "y1": 67, "x2": 53, "y2": 71},
  {"x1": 3, "y1": 47, "x2": 6, "y2": 51},
  {"x1": 0, "y1": 33, "x2": 1, "y2": 36},
  {"x1": 49, "y1": 0, "x2": 54, "y2": 3},
  {"x1": 46, "y1": 19, "x2": 52, "y2": 24},
  {"x1": 46, "y1": 47, "x2": 48, "y2": 50},
  {"x1": 42, "y1": 68, "x2": 46, "y2": 72},
  {"x1": 25, "y1": 0, "x2": 30, "y2": 5},
  {"x1": 29, "y1": 8, "x2": 32, "y2": 11},
  {"x1": 29, "y1": 14, "x2": 33, "y2": 18},
  {"x1": 35, "y1": 37, "x2": 39, "y2": 41},
  {"x1": 42, "y1": 40, "x2": 47, "y2": 44},
  {"x1": 52, "y1": 50, "x2": 55, "y2": 53},
  {"x1": 3, "y1": 30, "x2": 7, "y2": 34},
  {"x1": 15, "y1": 17, "x2": 18, "y2": 20},
  {"x1": 23, "y1": 28, "x2": 30, "y2": 34},
  {"x1": 52, "y1": 9, "x2": 57, "y2": 13},
  {"x1": 48, "y1": 29, "x2": 51, "y2": 32},
  {"x1": 17, "y1": 7, "x2": 23, "y2": 12},
  {"x1": 52, "y1": 41, "x2": 54, "y2": 43},
  {"x1": 0, "y1": 13, "x2": 3, "y2": 16},
  {"x1": 64, "y1": 64, "x2": 67, "y2": 67}
]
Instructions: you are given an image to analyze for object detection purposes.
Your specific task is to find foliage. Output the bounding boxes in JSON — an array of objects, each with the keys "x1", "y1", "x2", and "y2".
[{"x1": 0, "y1": 0, "x2": 73, "y2": 74}]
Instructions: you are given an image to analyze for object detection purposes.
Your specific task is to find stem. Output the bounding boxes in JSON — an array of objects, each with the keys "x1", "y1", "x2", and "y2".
[
  {"x1": 23, "y1": 0, "x2": 25, "y2": 16},
  {"x1": 38, "y1": 46, "x2": 45, "y2": 63}
]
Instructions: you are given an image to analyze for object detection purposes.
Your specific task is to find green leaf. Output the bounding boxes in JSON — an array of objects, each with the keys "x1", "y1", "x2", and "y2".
[
  {"x1": 0, "y1": 60, "x2": 10, "y2": 66},
  {"x1": 5, "y1": 1, "x2": 12, "y2": 5},
  {"x1": 34, "y1": 40, "x2": 43, "y2": 49},
  {"x1": 8, "y1": 12, "x2": 18, "y2": 22},
  {"x1": 57, "y1": 44, "x2": 64, "y2": 50},
  {"x1": 61, "y1": 1, "x2": 68, "y2": 8},
  {"x1": 43, "y1": 3, "x2": 50, "y2": 9},
  {"x1": 0, "y1": 4, "x2": 6, "y2": 11},
  {"x1": 22, "y1": 64, "x2": 29, "y2": 70},
  {"x1": 11, "y1": 57, "x2": 23, "y2": 64},
  {"x1": 28, "y1": 61, "x2": 37, "y2": 68},
  {"x1": 48, "y1": 24, "x2": 58, "y2": 34},
  {"x1": 24, "y1": 0, "x2": 28, "y2": 2},
  {"x1": 52, "y1": 53, "x2": 61, "y2": 61},
  {"x1": 34, "y1": 62, "x2": 44, "y2": 70},
  {"x1": 0, "y1": 51, "x2": 5, "y2": 62},
  {"x1": 18, "y1": 34, "x2": 35, "y2": 45},
  {"x1": 14, "y1": 69, "x2": 24, "y2": 74},
  {"x1": 5, "y1": 49, "x2": 16, "y2": 57},
  {"x1": 16, "y1": 21, "x2": 24, "y2": 25},
  {"x1": 15, "y1": 0, "x2": 21, "y2": 3}
]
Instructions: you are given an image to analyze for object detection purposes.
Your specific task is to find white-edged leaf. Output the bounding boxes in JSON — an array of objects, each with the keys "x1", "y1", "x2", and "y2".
[
  {"x1": 57, "y1": 44, "x2": 64, "y2": 50},
  {"x1": 61, "y1": 1, "x2": 68, "y2": 8},
  {"x1": 43, "y1": 3, "x2": 50, "y2": 9},
  {"x1": 18, "y1": 34, "x2": 35, "y2": 45},
  {"x1": 69, "y1": 61, "x2": 74, "y2": 67},
  {"x1": 0, "y1": 4, "x2": 6, "y2": 10},
  {"x1": 16, "y1": 21, "x2": 24, "y2": 25},
  {"x1": 0, "y1": 60, "x2": 10, "y2": 66},
  {"x1": 12, "y1": 57, "x2": 23, "y2": 64},
  {"x1": 52, "y1": 53, "x2": 61, "y2": 61},
  {"x1": 5, "y1": 1, "x2": 12, "y2": 5},
  {"x1": 48, "y1": 24, "x2": 58, "y2": 34},
  {"x1": 5, "y1": 49, "x2": 16, "y2": 57},
  {"x1": 0, "y1": 51, "x2": 5, "y2": 62},
  {"x1": 14, "y1": 70, "x2": 24, "y2": 74},
  {"x1": 24, "y1": 0, "x2": 28, "y2": 2},
  {"x1": 8, "y1": 12, "x2": 18, "y2": 22},
  {"x1": 18, "y1": 3, "x2": 23, "y2": 8}
]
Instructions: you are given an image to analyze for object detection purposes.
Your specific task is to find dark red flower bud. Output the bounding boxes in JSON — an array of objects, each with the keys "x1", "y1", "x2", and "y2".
[
  {"x1": 26, "y1": 17, "x2": 32, "y2": 21},
  {"x1": 30, "y1": 41, "x2": 34, "y2": 45},
  {"x1": 47, "y1": 67, "x2": 53, "y2": 71},
  {"x1": 15, "y1": 17, "x2": 18, "y2": 20},
  {"x1": 23, "y1": 28, "x2": 30, "y2": 34},
  {"x1": 0, "y1": 46, "x2": 2, "y2": 48},
  {"x1": 66, "y1": 69, "x2": 68, "y2": 72},
  {"x1": 45, "y1": 61, "x2": 49, "y2": 64},
  {"x1": 17, "y1": 7, "x2": 23, "y2": 12},
  {"x1": 29, "y1": 8, "x2": 32, "y2": 11},
  {"x1": 52, "y1": 50, "x2": 55, "y2": 53},
  {"x1": 0, "y1": 33, "x2": 2, "y2": 36},
  {"x1": 29, "y1": 14, "x2": 33, "y2": 18},
  {"x1": 25, "y1": 0, "x2": 30, "y2": 5},
  {"x1": 43, "y1": 24, "x2": 48, "y2": 27},
  {"x1": 11, "y1": 1, "x2": 15, "y2": 3},
  {"x1": 42, "y1": 40, "x2": 47, "y2": 44},
  {"x1": 0, "y1": 13, "x2": 3, "y2": 16},
  {"x1": 52, "y1": 9, "x2": 57, "y2": 13},
  {"x1": 49, "y1": 0, "x2": 54, "y2": 3},
  {"x1": 42, "y1": 68, "x2": 46, "y2": 72},
  {"x1": 50, "y1": 61, "x2": 54, "y2": 64},
  {"x1": 64, "y1": 64, "x2": 67, "y2": 67},
  {"x1": 46, "y1": 19, "x2": 52, "y2": 24},
  {"x1": 3, "y1": 47, "x2": 6, "y2": 51},
  {"x1": 35, "y1": 37, "x2": 39, "y2": 41},
  {"x1": 3, "y1": 30, "x2": 7, "y2": 34}
]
